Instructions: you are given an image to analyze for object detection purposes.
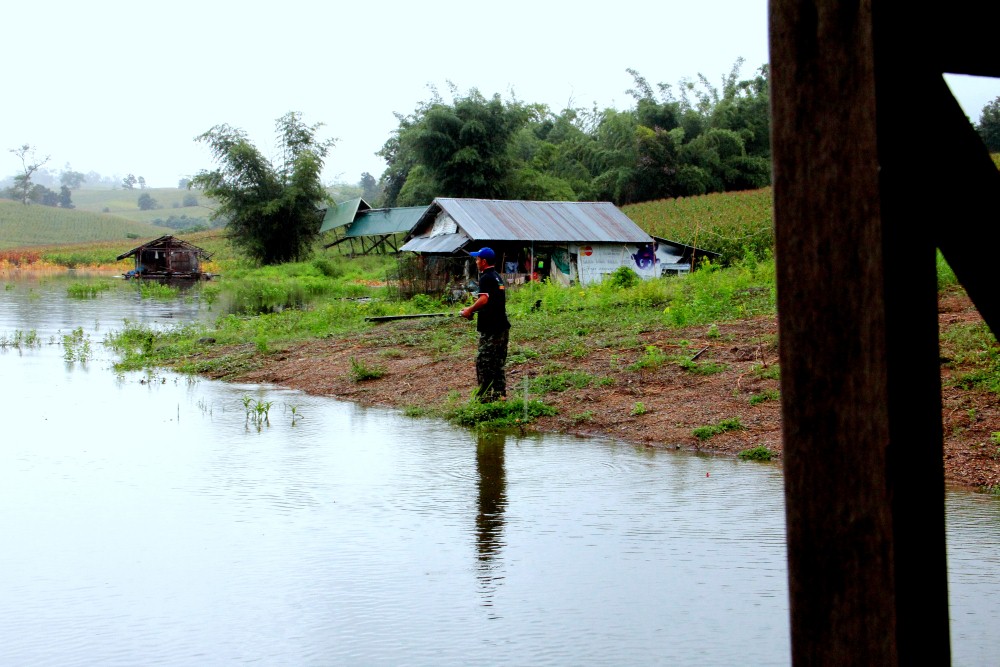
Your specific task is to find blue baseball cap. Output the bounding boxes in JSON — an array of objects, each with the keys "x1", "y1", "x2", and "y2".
[{"x1": 469, "y1": 247, "x2": 495, "y2": 261}]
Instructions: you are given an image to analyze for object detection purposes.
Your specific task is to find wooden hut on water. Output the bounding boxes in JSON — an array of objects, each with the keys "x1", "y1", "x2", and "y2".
[{"x1": 117, "y1": 235, "x2": 215, "y2": 280}]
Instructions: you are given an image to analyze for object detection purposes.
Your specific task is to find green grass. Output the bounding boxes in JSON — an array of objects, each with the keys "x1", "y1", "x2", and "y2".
[
  {"x1": 748, "y1": 389, "x2": 781, "y2": 406},
  {"x1": 940, "y1": 321, "x2": 1000, "y2": 394},
  {"x1": 349, "y1": 356, "x2": 386, "y2": 382},
  {"x1": 738, "y1": 445, "x2": 775, "y2": 461},
  {"x1": 444, "y1": 397, "x2": 558, "y2": 430},
  {"x1": 693, "y1": 417, "x2": 746, "y2": 441}
]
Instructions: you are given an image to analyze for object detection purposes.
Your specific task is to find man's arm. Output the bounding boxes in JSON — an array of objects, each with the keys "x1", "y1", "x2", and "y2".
[{"x1": 460, "y1": 293, "x2": 488, "y2": 319}]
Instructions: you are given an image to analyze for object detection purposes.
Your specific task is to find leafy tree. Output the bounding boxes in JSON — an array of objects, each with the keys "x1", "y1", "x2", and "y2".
[
  {"x1": 977, "y1": 96, "x2": 1000, "y2": 152},
  {"x1": 8, "y1": 144, "x2": 51, "y2": 204},
  {"x1": 182, "y1": 193, "x2": 198, "y2": 207},
  {"x1": 138, "y1": 176, "x2": 147, "y2": 190},
  {"x1": 122, "y1": 173, "x2": 137, "y2": 190},
  {"x1": 137, "y1": 192, "x2": 158, "y2": 210},
  {"x1": 192, "y1": 111, "x2": 335, "y2": 265},
  {"x1": 178, "y1": 177, "x2": 192, "y2": 189},
  {"x1": 30, "y1": 184, "x2": 59, "y2": 206},
  {"x1": 59, "y1": 185, "x2": 74, "y2": 208},
  {"x1": 380, "y1": 88, "x2": 530, "y2": 204},
  {"x1": 359, "y1": 171, "x2": 380, "y2": 202},
  {"x1": 60, "y1": 169, "x2": 86, "y2": 190}
]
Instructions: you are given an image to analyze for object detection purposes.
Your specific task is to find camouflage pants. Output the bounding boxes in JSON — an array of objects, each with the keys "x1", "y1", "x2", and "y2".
[{"x1": 476, "y1": 329, "x2": 509, "y2": 401}]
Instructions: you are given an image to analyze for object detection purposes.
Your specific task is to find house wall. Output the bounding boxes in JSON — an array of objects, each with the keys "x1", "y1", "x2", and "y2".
[{"x1": 570, "y1": 242, "x2": 684, "y2": 285}]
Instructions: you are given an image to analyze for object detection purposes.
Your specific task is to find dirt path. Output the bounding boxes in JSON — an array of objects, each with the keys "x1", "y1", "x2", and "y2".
[{"x1": 194, "y1": 290, "x2": 1000, "y2": 494}]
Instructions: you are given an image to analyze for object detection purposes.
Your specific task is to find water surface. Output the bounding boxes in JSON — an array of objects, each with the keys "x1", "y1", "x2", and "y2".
[{"x1": 1, "y1": 275, "x2": 997, "y2": 666}]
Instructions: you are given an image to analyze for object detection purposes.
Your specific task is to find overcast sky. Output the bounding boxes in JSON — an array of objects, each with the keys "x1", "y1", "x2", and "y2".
[{"x1": 4, "y1": 1, "x2": 998, "y2": 188}]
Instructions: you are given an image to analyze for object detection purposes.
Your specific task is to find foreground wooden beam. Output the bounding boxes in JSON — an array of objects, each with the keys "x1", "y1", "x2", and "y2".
[{"x1": 770, "y1": 1, "x2": 957, "y2": 662}]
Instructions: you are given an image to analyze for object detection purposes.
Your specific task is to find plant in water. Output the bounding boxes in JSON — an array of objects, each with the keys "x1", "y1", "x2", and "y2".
[
  {"x1": 67, "y1": 282, "x2": 111, "y2": 299},
  {"x1": 242, "y1": 394, "x2": 273, "y2": 430},
  {"x1": 62, "y1": 327, "x2": 92, "y2": 363},
  {"x1": 693, "y1": 417, "x2": 746, "y2": 441},
  {"x1": 738, "y1": 445, "x2": 775, "y2": 461},
  {"x1": 349, "y1": 356, "x2": 386, "y2": 382},
  {"x1": 0, "y1": 329, "x2": 40, "y2": 349}
]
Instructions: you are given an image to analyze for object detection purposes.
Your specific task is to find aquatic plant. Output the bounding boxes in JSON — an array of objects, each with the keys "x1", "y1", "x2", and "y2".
[{"x1": 62, "y1": 327, "x2": 92, "y2": 363}]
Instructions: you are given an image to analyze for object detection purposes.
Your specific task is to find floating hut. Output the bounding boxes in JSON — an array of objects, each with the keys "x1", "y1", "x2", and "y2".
[{"x1": 117, "y1": 235, "x2": 215, "y2": 280}]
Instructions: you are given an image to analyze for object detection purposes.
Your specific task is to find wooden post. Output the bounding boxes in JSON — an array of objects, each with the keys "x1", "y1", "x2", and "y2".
[{"x1": 770, "y1": 1, "x2": 953, "y2": 663}]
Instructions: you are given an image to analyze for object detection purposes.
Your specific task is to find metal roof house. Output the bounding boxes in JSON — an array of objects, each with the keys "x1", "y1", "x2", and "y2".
[
  {"x1": 116, "y1": 235, "x2": 214, "y2": 280},
  {"x1": 320, "y1": 197, "x2": 426, "y2": 255},
  {"x1": 399, "y1": 198, "x2": 716, "y2": 288}
]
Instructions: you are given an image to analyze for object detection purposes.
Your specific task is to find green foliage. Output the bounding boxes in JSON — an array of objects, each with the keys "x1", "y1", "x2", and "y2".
[
  {"x1": 445, "y1": 397, "x2": 557, "y2": 430},
  {"x1": 385, "y1": 88, "x2": 530, "y2": 203},
  {"x1": 0, "y1": 199, "x2": 167, "y2": 250},
  {"x1": 0, "y1": 329, "x2": 40, "y2": 349},
  {"x1": 940, "y1": 322, "x2": 1000, "y2": 394},
  {"x1": 976, "y1": 96, "x2": 1000, "y2": 152},
  {"x1": 349, "y1": 356, "x2": 386, "y2": 382},
  {"x1": 675, "y1": 355, "x2": 728, "y2": 375},
  {"x1": 192, "y1": 111, "x2": 334, "y2": 265},
  {"x1": 528, "y1": 370, "x2": 594, "y2": 393},
  {"x1": 623, "y1": 188, "x2": 774, "y2": 264},
  {"x1": 752, "y1": 362, "x2": 781, "y2": 380},
  {"x1": 607, "y1": 265, "x2": 641, "y2": 289},
  {"x1": 377, "y1": 61, "x2": 770, "y2": 208},
  {"x1": 738, "y1": 445, "x2": 774, "y2": 461},
  {"x1": 66, "y1": 281, "x2": 111, "y2": 299},
  {"x1": 62, "y1": 327, "x2": 92, "y2": 363},
  {"x1": 693, "y1": 417, "x2": 746, "y2": 440},
  {"x1": 137, "y1": 193, "x2": 158, "y2": 210},
  {"x1": 936, "y1": 250, "x2": 958, "y2": 289},
  {"x1": 628, "y1": 345, "x2": 668, "y2": 370},
  {"x1": 749, "y1": 389, "x2": 780, "y2": 406},
  {"x1": 630, "y1": 402, "x2": 647, "y2": 416}
]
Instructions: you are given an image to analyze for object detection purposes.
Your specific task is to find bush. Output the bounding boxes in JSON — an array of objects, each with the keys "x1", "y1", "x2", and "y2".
[{"x1": 607, "y1": 265, "x2": 640, "y2": 289}]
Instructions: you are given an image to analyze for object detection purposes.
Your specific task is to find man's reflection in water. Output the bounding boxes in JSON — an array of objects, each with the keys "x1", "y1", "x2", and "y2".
[{"x1": 475, "y1": 432, "x2": 507, "y2": 606}]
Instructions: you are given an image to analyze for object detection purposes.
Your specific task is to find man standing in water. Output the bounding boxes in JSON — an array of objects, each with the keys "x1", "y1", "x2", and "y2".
[{"x1": 460, "y1": 247, "x2": 510, "y2": 401}]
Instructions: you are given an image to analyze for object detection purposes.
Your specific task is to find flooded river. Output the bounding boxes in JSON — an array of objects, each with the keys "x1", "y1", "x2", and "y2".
[{"x1": 1, "y1": 275, "x2": 999, "y2": 665}]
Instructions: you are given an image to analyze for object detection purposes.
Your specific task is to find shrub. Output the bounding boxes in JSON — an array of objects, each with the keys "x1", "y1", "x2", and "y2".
[
  {"x1": 738, "y1": 445, "x2": 774, "y2": 461},
  {"x1": 607, "y1": 265, "x2": 640, "y2": 289},
  {"x1": 349, "y1": 356, "x2": 386, "y2": 382},
  {"x1": 693, "y1": 417, "x2": 746, "y2": 441}
]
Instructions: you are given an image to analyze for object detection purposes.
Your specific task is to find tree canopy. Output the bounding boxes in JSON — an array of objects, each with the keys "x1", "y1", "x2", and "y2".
[
  {"x1": 192, "y1": 112, "x2": 335, "y2": 265},
  {"x1": 977, "y1": 96, "x2": 1000, "y2": 152},
  {"x1": 375, "y1": 61, "x2": 772, "y2": 208}
]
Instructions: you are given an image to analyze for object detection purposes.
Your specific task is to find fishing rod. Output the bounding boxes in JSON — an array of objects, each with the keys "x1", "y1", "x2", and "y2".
[{"x1": 364, "y1": 312, "x2": 458, "y2": 323}]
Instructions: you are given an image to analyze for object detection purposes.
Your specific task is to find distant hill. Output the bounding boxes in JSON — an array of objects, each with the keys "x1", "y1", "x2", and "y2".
[{"x1": 0, "y1": 199, "x2": 172, "y2": 249}]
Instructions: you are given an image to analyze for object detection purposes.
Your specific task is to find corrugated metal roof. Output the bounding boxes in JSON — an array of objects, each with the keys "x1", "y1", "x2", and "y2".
[
  {"x1": 344, "y1": 206, "x2": 426, "y2": 238},
  {"x1": 399, "y1": 230, "x2": 471, "y2": 254},
  {"x1": 416, "y1": 198, "x2": 653, "y2": 244},
  {"x1": 116, "y1": 235, "x2": 213, "y2": 261},
  {"x1": 319, "y1": 197, "x2": 371, "y2": 233}
]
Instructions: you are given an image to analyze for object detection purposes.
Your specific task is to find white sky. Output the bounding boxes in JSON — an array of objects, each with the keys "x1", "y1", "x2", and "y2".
[{"x1": 3, "y1": 1, "x2": 998, "y2": 188}]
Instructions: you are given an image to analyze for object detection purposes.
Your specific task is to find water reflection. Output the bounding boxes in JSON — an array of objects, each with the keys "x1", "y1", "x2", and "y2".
[{"x1": 475, "y1": 431, "x2": 508, "y2": 604}]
